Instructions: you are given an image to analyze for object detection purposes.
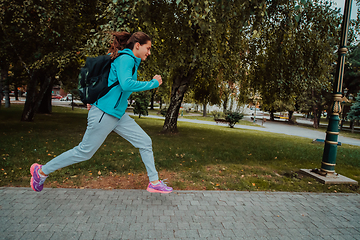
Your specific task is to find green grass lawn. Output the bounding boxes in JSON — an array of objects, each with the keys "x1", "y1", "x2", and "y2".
[{"x1": 1, "y1": 104, "x2": 359, "y2": 193}]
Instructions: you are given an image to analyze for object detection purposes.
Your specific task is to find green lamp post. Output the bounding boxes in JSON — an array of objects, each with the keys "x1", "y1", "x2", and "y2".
[
  {"x1": 300, "y1": 1, "x2": 357, "y2": 184},
  {"x1": 315, "y1": 0, "x2": 353, "y2": 176}
]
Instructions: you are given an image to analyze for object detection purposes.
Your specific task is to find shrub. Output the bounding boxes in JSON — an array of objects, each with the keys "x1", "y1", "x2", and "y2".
[{"x1": 225, "y1": 111, "x2": 244, "y2": 128}]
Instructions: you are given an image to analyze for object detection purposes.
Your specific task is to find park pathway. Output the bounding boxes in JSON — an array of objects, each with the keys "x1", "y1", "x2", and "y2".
[{"x1": 143, "y1": 114, "x2": 360, "y2": 147}]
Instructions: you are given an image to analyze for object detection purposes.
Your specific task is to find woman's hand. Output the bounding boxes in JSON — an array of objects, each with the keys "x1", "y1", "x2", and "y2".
[
  {"x1": 153, "y1": 75, "x2": 162, "y2": 86},
  {"x1": 87, "y1": 104, "x2": 92, "y2": 110}
]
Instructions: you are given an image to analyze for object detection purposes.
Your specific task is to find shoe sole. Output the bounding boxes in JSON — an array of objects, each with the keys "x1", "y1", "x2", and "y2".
[
  {"x1": 30, "y1": 163, "x2": 41, "y2": 192},
  {"x1": 146, "y1": 187, "x2": 172, "y2": 194},
  {"x1": 30, "y1": 177, "x2": 37, "y2": 192}
]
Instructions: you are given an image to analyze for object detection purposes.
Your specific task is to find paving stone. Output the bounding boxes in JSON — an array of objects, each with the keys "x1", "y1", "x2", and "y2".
[
  {"x1": 78, "y1": 230, "x2": 96, "y2": 240},
  {"x1": 50, "y1": 231, "x2": 82, "y2": 240},
  {"x1": 1, "y1": 231, "x2": 25, "y2": 240}
]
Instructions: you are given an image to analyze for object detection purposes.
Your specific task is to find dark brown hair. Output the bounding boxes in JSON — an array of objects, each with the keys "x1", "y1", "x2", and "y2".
[{"x1": 107, "y1": 31, "x2": 151, "y2": 59}]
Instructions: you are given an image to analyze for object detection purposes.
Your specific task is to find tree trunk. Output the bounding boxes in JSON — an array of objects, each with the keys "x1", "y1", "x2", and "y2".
[
  {"x1": 316, "y1": 108, "x2": 322, "y2": 128},
  {"x1": 21, "y1": 73, "x2": 54, "y2": 121},
  {"x1": 311, "y1": 89, "x2": 319, "y2": 129},
  {"x1": 1, "y1": 67, "x2": 10, "y2": 108},
  {"x1": 203, "y1": 103, "x2": 207, "y2": 117},
  {"x1": 350, "y1": 120, "x2": 354, "y2": 133},
  {"x1": 223, "y1": 95, "x2": 228, "y2": 114},
  {"x1": 161, "y1": 68, "x2": 195, "y2": 133},
  {"x1": 229, "y1": 96, "x2": 233, "y2": 112},
  {"x1": 288, "y1": 111, "x2": 294, "y2": 123},
  {"x1": 150, "y1": 89, "x2": 155, "y2": 110},
  {"x1": 0, "y1": 69, "x2": 2, "y2": 109},
  {"x1": 14, "y1": 83, "x2": 19, "y2": 101},
  {"x1": 37, "y1": 81, "x2": 53, "y2": 114},
  {"x1": 340, "y1": 119, "x2": 344, "y2": 131},
  {"x1": 270, "y1": 111, "x2": 275, "y2": 121},
  {"x1": 313, "y1": 107, "x2": 319, "y2": 129}
]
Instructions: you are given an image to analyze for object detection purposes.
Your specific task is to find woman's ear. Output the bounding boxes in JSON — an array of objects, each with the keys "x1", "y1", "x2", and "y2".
[{"x1": 134, "y1": 42, "x2": 140, "y2": 50}]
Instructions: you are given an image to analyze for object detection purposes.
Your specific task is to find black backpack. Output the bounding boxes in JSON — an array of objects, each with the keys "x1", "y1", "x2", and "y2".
[{"x1": 78, "y1": 53, "x2": 135, "y2": 104}]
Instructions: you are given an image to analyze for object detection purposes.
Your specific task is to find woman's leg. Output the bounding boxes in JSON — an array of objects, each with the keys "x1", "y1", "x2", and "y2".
[
  {"x1": 41, "y1": 106, "x2": 119, "y2": 175},
  {"x1": 112, "y1": 113, "x2": 159, "y2": 182},
  {"x1": 113, "y1": 114, "x2": 172, "y2": 193},
  {"x1": 31, "y1": 106, "x2": 119, "y2": 192}
]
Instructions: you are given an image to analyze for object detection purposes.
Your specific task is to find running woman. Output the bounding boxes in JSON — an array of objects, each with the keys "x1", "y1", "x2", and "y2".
[{"x1": 30, "y1": 31, "x2": 172, "y2": 194}]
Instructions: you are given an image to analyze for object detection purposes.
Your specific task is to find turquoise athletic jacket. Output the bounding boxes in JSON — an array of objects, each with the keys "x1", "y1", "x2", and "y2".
[{"x1": 94, "y1": 48, "x2": 159, "y2": 119}]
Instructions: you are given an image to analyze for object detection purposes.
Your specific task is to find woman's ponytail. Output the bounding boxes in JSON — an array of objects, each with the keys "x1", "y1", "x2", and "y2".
[
  {"x1": 108, "y1": 31, "x2": 132, "y2": 59},
  {"x1": 108, "y1": 31, "x2": 151, "y2": 59}
]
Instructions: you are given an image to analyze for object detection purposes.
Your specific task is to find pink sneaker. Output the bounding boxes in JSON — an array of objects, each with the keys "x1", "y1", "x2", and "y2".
[
  {"x1": 146, "y1": 180, "x2": 173, "y2": 193},
  {"x1": 30, "y1": 163, "x2": 47, "y2": 192}
]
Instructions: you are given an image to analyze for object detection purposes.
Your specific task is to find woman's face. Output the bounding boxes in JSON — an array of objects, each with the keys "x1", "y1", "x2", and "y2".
[{"x1": 133, "y1": 41, "x2": 151, "y2": 61}]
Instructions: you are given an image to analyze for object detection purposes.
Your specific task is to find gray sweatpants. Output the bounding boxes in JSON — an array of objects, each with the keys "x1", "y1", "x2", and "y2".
[{"x1": 41, "y1": 106, "x2": 159, "y2": 181}]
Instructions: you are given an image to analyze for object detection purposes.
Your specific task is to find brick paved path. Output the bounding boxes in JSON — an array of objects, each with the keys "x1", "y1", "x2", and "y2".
[{"x1": 1, "y1": 187, "x2": 359, "y2": 240}]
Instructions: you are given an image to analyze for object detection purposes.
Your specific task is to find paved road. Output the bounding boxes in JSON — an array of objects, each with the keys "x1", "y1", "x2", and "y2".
[{"x1": 1, "y1": 188, "x2": 359, "y2": 240}]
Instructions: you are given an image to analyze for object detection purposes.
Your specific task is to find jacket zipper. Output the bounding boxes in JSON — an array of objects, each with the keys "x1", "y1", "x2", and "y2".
[{"x1": 114, "y1": 92, "x2": 123, "y2": 109}]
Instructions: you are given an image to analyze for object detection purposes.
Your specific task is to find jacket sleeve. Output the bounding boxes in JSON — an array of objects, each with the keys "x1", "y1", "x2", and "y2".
[{"x1": 116, "y1": 55, "x2": 159, "y2": 92}]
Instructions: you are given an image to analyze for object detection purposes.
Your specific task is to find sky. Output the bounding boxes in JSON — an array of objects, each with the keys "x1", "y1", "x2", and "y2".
[{"x1": 330, "y1": 0, "x2": 358, "y2": 19}]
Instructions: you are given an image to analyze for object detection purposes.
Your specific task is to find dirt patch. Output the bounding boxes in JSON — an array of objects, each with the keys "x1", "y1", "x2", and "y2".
[{"x1": 44, "y1": 170, "x2": 180, "y2": 190}]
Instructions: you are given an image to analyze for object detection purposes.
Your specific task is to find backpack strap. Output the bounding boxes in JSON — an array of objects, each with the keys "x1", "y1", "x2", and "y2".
[
  {"x1": 96, "y1": 58, "x2": 136, "y2": 103},
  {"x1": 108, "y1": 64, "x2": 136, "y2": 89}
]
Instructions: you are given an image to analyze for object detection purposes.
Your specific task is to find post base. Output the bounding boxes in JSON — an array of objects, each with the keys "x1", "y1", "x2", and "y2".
[{"x1": 300, "y1": 169, "x2": 358, "y2": 185}]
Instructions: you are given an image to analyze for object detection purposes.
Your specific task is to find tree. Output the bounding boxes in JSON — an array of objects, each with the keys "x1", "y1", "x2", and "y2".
[
  {"x1": 192, "y1": 69, "x2": 221, "y2": 117},
  {"x1": 132, "y1": 91, "x2": 150, "y2": 118},
  {"x1": 344, "y1": 43, "x2": 360, "y2": 96},
  {"x1": 130, "y1": 0, "x2": 287, "y2": 133},
  {"x1": 347, "y1": 91, "x2": 360, "y2": 133},
  {"x1": 250, "y1": 0, "x2": 342, "y2": 128},
  {"x1": 0, "y1": 0, "x2": 111, "y2": 121},
  {"x1": 297, "y1": 87, "x2": 331, "y2": 128}
]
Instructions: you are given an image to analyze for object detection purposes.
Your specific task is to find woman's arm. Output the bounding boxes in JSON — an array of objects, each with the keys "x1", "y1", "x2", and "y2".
[{"x1": 116, "y1": 55, "x2": 160, "y2": 92}]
